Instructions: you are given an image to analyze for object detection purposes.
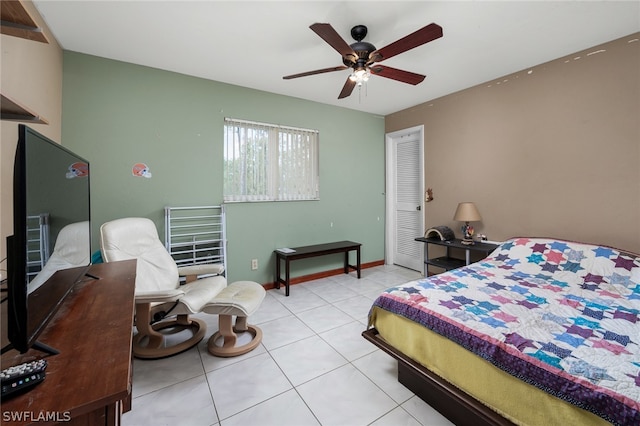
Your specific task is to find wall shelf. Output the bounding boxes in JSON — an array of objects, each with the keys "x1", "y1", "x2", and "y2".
[
  {"x1": 1, "y1": 1, "x2": 50, "y2": 125},
  {"x1": 1, "y1": 0, "x2": 49, "y2": 43},
  {"x1": 1, "y1": 94, "x2": 48, "y2": 124}
]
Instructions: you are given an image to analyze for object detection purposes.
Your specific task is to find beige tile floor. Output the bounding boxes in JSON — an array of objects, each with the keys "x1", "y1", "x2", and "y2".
[{"x1": 122, "y1": 265, "x2": 455, "y2": 426}]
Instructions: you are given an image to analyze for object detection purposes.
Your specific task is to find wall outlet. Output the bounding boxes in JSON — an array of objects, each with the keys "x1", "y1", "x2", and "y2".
[{"x1": 251, "y1": 259, "x2": 258, "y2": 270}]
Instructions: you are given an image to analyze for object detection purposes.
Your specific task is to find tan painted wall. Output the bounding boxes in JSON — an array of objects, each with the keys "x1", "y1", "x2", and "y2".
[
  {"x1": 386, "y1": 34, "x2": 640, "y2": 253},
  {"x1": 0, "y1": 1, "x2": 63, "y2": 279}
]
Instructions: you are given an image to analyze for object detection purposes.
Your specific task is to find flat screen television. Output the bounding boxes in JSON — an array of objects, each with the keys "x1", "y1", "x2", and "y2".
[{"x1": 2, "y1": 124, "x2": 92, "y2": 355}]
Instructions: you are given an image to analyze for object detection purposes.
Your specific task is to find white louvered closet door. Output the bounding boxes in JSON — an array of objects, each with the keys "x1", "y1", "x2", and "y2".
[{"x1": 393, "y1": 131, "x2": 424, "y2": 271}]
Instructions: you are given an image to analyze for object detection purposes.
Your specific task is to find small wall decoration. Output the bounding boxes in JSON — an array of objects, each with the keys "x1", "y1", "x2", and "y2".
[
  {"x1": 66, "y1": 162, "x2": 89, "y2": 179},
  {"x1": 426, "y1": 188, "x2": 434, "y2": 202},
  {"x1": 132, "y1": 162, "x2": 152, "y2": 178}
]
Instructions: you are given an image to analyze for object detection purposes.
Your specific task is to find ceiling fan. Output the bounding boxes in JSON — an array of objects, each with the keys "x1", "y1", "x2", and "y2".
[{"x1": 283, "y1": 22, "x2": 443, "y2": 99}]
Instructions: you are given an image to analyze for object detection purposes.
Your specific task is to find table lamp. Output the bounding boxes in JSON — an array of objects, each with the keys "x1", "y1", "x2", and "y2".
[{"x1": 453, "y1": 202, "x2": 482, "y2": 245}]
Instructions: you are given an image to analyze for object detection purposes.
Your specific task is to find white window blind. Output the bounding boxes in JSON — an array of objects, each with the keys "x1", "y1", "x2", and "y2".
[{"x1": 223, "y1": 118, "x2": 319, "y2": 202}]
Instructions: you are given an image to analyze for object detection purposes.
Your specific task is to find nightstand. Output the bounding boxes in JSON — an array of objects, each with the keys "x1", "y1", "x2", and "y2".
[{"x1": 414, "y1": 237, "x2": 499, "y2": 276}]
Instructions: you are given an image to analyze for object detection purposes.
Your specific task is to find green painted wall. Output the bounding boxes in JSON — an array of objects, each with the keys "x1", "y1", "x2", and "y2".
[{"x1": 61, "y1": 52, "x2": 385, "y2": 284}]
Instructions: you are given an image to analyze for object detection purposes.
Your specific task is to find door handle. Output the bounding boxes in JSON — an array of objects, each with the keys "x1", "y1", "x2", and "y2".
[{"x1": 416, "y1": 206, "x2": 421, "y2": 211}]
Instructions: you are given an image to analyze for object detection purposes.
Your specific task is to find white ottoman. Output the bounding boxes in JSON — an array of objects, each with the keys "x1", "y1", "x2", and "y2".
[{"x1": 203, "y1": 281, "x2": 266, "y2": 357}]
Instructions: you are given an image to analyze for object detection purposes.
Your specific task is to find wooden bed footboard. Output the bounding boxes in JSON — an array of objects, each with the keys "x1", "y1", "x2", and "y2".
[{"x1": 362, "y1": 328, "x2": 516, "y2": 426}]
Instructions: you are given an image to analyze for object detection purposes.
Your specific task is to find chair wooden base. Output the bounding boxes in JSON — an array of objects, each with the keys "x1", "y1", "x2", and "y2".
[
  {"x1": 207, "y1": 315, "x2": 263, "y2": 357},
  {"x1": 133, "y1": 305, "x2": 207, "y2": 359}
]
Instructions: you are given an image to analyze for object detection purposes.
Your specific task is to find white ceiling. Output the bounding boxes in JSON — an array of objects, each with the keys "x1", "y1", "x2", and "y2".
[{"x1": 33, "y1": 1, "x2": 640, "y2": 116}]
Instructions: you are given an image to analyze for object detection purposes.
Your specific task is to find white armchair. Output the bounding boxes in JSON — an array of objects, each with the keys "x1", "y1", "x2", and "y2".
[{"x1": 100, "y1": 217, "x2": 226, "y2": 359}]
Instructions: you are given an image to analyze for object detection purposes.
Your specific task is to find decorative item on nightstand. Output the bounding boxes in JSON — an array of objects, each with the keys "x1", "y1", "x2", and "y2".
[
  {"x1": 425, "y1": 225, "x2": 454, "y2": 241},
  {"x1": 453, "y1": 202, "x2": 482, "y2": 245}
]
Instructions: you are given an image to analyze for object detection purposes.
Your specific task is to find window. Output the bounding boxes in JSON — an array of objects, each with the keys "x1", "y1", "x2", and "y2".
[{"x1": 223, "y1": 118, "x2": 319, "y2": 202}]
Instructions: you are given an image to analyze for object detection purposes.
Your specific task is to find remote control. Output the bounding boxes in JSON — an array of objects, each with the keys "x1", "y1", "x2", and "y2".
[{"x1": 1, "y1": 359, "x2": 47, "y2": 399}]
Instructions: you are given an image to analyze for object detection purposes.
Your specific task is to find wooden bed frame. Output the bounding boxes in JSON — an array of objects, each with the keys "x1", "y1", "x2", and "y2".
[{"x1": 362, "y1": 328, "x2": 516, "y2": 426}]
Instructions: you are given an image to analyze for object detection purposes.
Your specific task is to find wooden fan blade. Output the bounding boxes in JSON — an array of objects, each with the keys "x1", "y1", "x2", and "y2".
[
  {"x1": 283, "y1": 65, "x2": 348, "y2": 80},
  {"x1": 370, "y1": 65, "x2": 426, "y2": 85},
  {"x1": 370, "y1": 23, "x2": 442, "y2": 63},
  {"x1": 338, "y1": 78, "x2": 356, "y2": 99},
  {"x1": 310, "y1": 23, "x2": 357, "y2": 62}
]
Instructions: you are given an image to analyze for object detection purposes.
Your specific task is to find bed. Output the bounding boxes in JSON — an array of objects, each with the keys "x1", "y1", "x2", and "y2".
[{"x1": 363, "y1": 238, "x2": 639, "y2": 426}]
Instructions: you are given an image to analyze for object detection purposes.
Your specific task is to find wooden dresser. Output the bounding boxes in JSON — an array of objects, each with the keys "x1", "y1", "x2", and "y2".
[{"x1": 1, "y1": 259, "x2": 136, "y2": 425}]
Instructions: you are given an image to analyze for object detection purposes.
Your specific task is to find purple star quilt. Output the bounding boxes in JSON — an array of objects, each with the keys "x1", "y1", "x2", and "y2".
[{"x1": 371, "y1": 238, "x2": 640, "y2": 425}]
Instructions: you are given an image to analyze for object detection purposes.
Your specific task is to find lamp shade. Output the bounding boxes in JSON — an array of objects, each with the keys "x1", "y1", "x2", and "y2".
[{"x1": 453, "y1": 202, "x2": 482, "y2": 222}]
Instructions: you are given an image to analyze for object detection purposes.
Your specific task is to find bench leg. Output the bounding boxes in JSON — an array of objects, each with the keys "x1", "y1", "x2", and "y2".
[
  {"x1": 275, "y1": 255, "x2": 281, "y2": 289},
  {"x1": 344, "y1": 251, "x2": 349, "y2": 274},
  {"x1": 285, "y1": 259, "x2": 291, "y2": 296}
]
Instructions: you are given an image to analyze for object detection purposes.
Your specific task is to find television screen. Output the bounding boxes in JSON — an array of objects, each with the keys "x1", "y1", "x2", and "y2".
[{"x1": 4, "y1": 125, "x2": 91, "y2": 355}]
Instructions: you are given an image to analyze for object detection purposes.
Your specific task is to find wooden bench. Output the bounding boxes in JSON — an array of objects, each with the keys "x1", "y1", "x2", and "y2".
[{"x1": 274, "y1": 241, "x2": 361, "y2": 296}]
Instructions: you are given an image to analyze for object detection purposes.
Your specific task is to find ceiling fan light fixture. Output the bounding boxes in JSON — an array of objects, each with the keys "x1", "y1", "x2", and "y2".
[{"x1": 350, "y1": 68, "x2": 370, "y2": 85}]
